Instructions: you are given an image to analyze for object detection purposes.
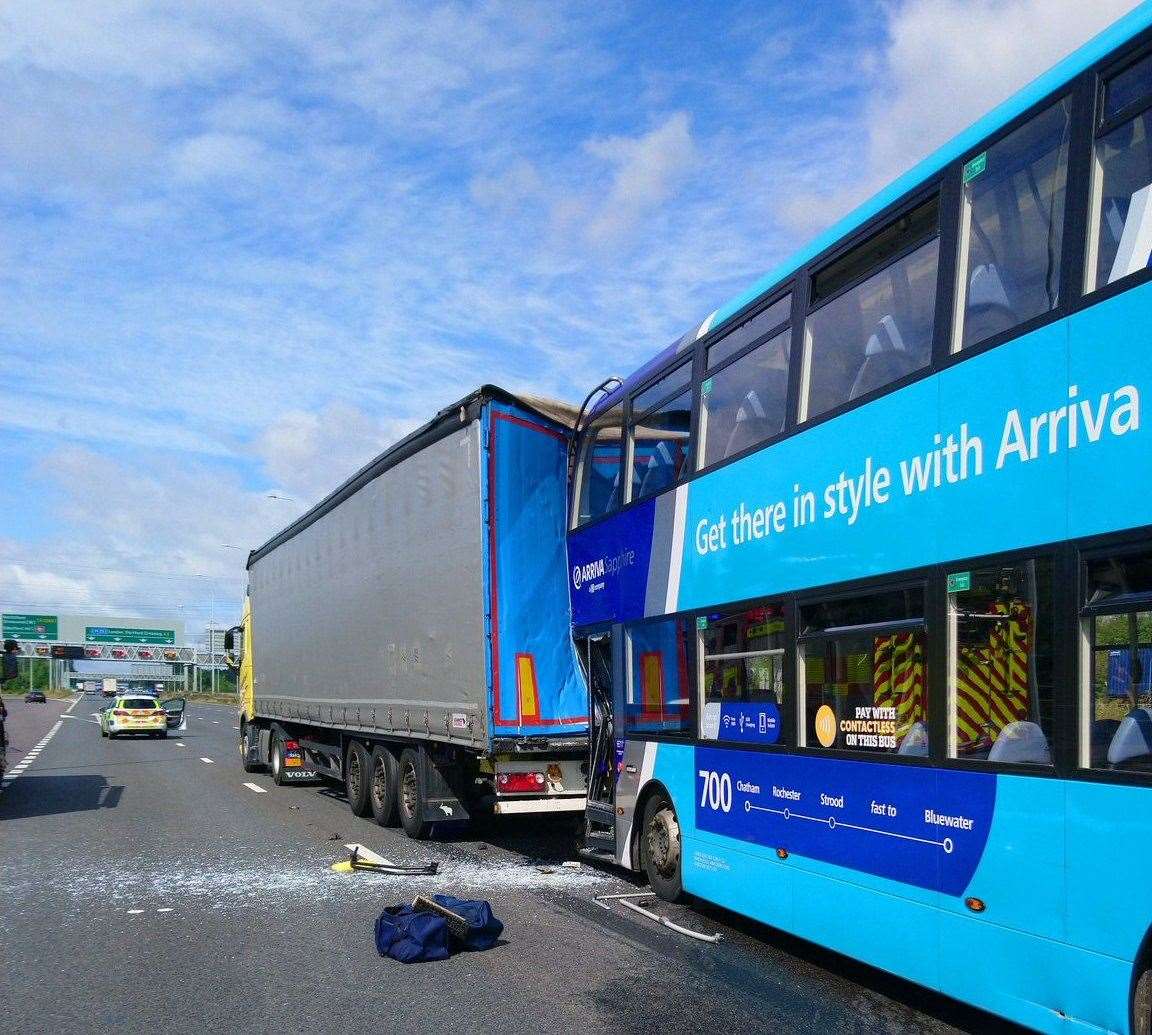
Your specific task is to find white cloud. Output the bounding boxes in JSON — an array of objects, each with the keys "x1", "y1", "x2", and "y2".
[
  {"x1": 171, "y1": 132, "x2": 267, "y2": 183},
  {"x1": 580, "y1": 112, "x2": 697, "y2": 246},
  {"x1": 253, "y1": 403, "x2": 415, "y2": 506},
  {"x1": 866, "y1": 0, "x2": 1142, "y2": 184}
]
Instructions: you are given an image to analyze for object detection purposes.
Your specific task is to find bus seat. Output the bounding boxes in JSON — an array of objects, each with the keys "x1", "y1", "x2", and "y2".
[
  {"x1": 1106, "y1": 707, "x2": 1152, "y2": 764},
  {"x1": 636, "y1": 440, "x2": 678, "y2": 499},
  {"x1": 722, "y1": 375, "x2": 787, "y2": 459},
  {"x1": 1108, "y1": 182, "x2": 1152, "y2": 284},
  {"x1": 849, "y1": 315, "x2": 920, "y2": 401},
  {"x1": 897, "y1": 720, "x2": 928, "y2": 756},
  {"x1": 963, "y1": 263, "x2": 1019, "y2": 344},
  {"x1": 988, "y1": 721, "x2": 1052, "y2": 764}
]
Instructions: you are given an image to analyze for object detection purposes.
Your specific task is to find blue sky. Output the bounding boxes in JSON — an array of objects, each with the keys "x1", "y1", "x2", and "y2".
[{"x1": 0, "y1": 0, "x2": 1141, "y2": 635}]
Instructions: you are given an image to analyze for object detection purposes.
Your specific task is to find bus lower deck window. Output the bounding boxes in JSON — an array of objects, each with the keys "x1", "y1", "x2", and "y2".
[
  {"x1": 948, "y1": 558, "x2": 1055, "y2": 766},
  {"x1": 1083, "y1": 546, "x2": 1152, "y2": 771},
  {"x1": 625, "y1": 617, "x2": 697, "y2": 738},
  {"x1": 798, "y1": 588, "x2": 926, "y2": 755}
]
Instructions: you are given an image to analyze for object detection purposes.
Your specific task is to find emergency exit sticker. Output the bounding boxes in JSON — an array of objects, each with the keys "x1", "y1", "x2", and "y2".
[
  {"x1": 962, "y1": 152, "x2": 987, "y2": 183},
  {"x1": 947, "y1": 571, "x2": 972, "y2": 593}
]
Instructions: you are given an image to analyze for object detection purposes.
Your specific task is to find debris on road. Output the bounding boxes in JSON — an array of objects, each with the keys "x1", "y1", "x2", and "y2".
[
  {"x1": 331, "y1": 843, "x2": 439, "y2": 876},
  {"x1": 594, "y1": 892, "x2": 721, "y2": 944}
]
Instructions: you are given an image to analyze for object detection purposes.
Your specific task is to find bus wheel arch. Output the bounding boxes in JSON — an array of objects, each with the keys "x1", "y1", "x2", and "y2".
[
  {"x1": 633, "y1": 780, "x2": 685, "y2": 903},
  {"x1": 1131, "y1": 925, "x2": 1152, "y2": 1035}
]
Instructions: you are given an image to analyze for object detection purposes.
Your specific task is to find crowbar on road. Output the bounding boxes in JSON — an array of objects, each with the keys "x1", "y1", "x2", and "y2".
[
  {"x1": 593, "y1": 892, "x2": 721, "y2": 943},
  {"x1": 331, "y1": 843, "x2": 439, "y2": 876}
]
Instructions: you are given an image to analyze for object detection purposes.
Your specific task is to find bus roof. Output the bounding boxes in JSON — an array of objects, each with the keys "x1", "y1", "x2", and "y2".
[{"x1": 589, "y1": 3, "x2": 1152, "y2": 420}]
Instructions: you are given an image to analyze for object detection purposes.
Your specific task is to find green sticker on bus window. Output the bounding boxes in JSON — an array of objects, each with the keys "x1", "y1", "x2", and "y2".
[
  {"x1": 947, "y1": 571, "x2": 972, "y2": 593},
  {"x1": 962, "y1": 152, "x2": 987, "y2": 183},
  {"x1": 701, "y1": 377, "x2": 714, "y2": 396},
  {"x1": 696, "y1": 616, "x2": 708, "y2": 630}
]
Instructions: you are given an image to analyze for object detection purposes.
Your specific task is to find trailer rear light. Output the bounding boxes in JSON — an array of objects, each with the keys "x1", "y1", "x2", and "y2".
[
  {"x1": 497, "y1": 771, "x2": 546, "y2": 793},
  {"x1": 284, "y1": 740, "x2": 299, "y2": 751}
]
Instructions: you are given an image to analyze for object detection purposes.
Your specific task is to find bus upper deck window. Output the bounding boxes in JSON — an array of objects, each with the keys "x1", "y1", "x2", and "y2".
[
  {"x1": 954, "y1": 99, "x2": 1071, "y2": 350},
  {"x1": 574, "y1": 405, "x2": 623, "y2": 527},
  {"x1": 629, "y1": 362, "x2": 693, "y2": 504},
  {"x1": 1082, "y1": 546, "x2": 1152, "y2": 771},
  {"x1": 800, "y1": 198, "x2": 939, "y2": 423},
  {"x1": 1087, "y1": 53, "x2": 1152, "y2": 292},
  {"x1": 699, "y1": 295, "x2": 791, "y2": 470}
]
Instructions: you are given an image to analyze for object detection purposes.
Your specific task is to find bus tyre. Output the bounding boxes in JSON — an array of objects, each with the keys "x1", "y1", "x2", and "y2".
[
  {"x1": 240, "y1": 726, "x2": 262, "y2": 773},
  {"x1": 397, "y1": 747, "x2": 432, "y2": 840},
  {"x1": 345, "y1": 740, "x2": 372, "y2": 817},
  {"x1": 369, "y1": 746, "x2": 399, "y2": 827},
  {"x1": 641, "y1": 791, "x2": 685, "y2": 903},
  {"x1": 270, "y1": 737, "x2": 287, "y2": 787},
  {"x1": 1135, "y1": 967, "x2": 1152, "y2": 1035}
]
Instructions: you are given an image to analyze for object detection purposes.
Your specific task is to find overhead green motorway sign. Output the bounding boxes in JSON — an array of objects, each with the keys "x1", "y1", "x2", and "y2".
[
  {"x1": 2, "y1": 614, "x2": 58, "y2": 640},
  {"x1": 85, "y1": 626, "x2": 175, "y2": 645}
]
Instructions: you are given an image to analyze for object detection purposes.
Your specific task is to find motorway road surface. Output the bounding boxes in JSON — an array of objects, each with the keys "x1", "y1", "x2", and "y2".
[{"x1": 0, "y1": 696, "x2": 1023, "y2": 1034}]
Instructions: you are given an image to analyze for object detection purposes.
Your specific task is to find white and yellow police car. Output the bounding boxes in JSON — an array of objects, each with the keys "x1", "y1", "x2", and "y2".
[{"x1": 99, "y1": 696, "x2": 170, "y2": 739}]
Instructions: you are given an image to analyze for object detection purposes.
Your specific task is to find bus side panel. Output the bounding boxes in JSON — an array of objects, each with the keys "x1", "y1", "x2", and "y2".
[
  {"x1": 486, "y1": 402, "x2": 588, "y2": 737},
  {"x1": 1066, "y1": 780, "x2": 1152, "y2": 963},
  {"x1": 938, "y1": 912, "x2": 1129, "y2": 1035}
]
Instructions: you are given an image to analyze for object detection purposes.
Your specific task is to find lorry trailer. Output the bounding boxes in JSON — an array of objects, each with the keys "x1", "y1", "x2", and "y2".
[{"x1": 232, "y1": 386, "x2": 589, "y2": 838}]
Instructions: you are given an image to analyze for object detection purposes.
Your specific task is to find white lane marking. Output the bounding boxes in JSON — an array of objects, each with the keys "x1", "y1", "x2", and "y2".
[
  {"x1": 175, "y1": 742, "x2": 186, "y2": 747},
  {"x1": 156, "y1": 908, "x2": 173, "y2": 913},
  {"x1": 199, "y1": 757, "x2": 214, "y2": 764},
  {"x1": 243, "y1": 782, "x2": 266, "y2": 793},
  {"x1": 232, "y1": 726, "x2": 240, "y2": 730},
  {"x1": 127, "y1": 909, "x2": 144, "y2": 915},
  {"x1": 212, "y1": 720, "x2": 220, "y2": 724}
]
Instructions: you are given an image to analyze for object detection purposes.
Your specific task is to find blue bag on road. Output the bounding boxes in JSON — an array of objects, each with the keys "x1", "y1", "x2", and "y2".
[
  {"x1": 430, "y1": 895, "x2": 503, "y2": 951},
  {"x1": 374, "y1": 897, "x2": 503, "y2": 962},
  {"x1": 374, "y1": 904, "x2": 450, "y2": 963}
]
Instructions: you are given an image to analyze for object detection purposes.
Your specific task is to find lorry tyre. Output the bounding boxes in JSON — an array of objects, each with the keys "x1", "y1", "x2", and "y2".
[
  {"x1": 397, "y1": 747, "x2": 432, "y2": 840},
  {"x1": 345, "y1": 740, "x2": 373, "y2": 817},
  {"x1": 641, "y1": 791, "x2": 685, "y2": 903},
  {"x1": 369, "y1": 746, "x2": 399, "y2": 827},
  {"x1": 240, "y1": 726, "x2": 262, "y2": 773},
  {"x1": 1135, "y1": 967, "x2": 1152, "y2": 1035},
  {"x1": 270, "y1": 737, "x2": 287, "y2": 786}
]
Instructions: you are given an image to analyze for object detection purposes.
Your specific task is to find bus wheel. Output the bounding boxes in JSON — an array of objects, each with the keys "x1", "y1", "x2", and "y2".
[
  {"x1": 345, "y1": 740, "x2": 372, "y2": 817},
  {"x1": 369, "y1": 746, "x2": 399, "y2": 827},
  {"x1": 1135, "y1": 967, "x2": 1152, "y2": 1035},
  {"x1": 397, "y1": 747, "x2": 432, "y2": 840},
  {"x1": 641, "y1": 791, "x2": 684, "y2": 903}
]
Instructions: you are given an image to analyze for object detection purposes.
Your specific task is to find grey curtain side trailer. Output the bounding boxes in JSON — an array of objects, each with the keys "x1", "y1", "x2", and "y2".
[{"x1": 236, "y1": 386, "x2": 589, "y2": 838}]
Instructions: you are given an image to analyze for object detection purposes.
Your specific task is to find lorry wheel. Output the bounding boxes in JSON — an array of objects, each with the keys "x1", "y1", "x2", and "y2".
[
  {"x1": 270, "y1": 738, "x2": 287, "y2": 786},
  {"x1": 240, "y1": 726, "x2": 262, "y2": 773},
  {"x1": 397, "y1": 747, "x2": 432, "y2": 840},
  {"x1": 345, "y1": 740, "x2": 373, "y2": 817},
  {"x1": 641, "y1": 791, "x2": 685, "y2": 903},
  {"x1": 369, "y1": 746, "x2": 399, "y2": 827}
]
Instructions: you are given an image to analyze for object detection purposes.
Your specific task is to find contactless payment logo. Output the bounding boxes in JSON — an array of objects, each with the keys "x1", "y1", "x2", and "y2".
[{"x1": 814, "y1": 705, "x2": 837, "y2": 748}]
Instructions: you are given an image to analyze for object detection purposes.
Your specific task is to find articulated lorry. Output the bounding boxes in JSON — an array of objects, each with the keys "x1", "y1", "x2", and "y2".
[{"x1": 231, "y1": 387, "x2": 589, "y2": 838}]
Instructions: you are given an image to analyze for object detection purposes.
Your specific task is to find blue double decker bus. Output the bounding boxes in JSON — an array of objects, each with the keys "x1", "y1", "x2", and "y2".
[{"x1": 569, "y1": 7, "x2": 1152, "y2": 1032}]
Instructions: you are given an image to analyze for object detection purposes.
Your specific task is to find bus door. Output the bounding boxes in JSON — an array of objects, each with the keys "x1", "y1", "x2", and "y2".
[{"x1": 577, "y1": 631, "x2": 616, "y2": 850}]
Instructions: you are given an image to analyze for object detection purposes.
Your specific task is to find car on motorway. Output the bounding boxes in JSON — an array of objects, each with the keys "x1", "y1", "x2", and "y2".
[
  {"x1": 24, "y1": 690, "x2": 46, "y2": 704},
  {"x1": 99, "y1": 696, "x2": 170, "y2": 739}
]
